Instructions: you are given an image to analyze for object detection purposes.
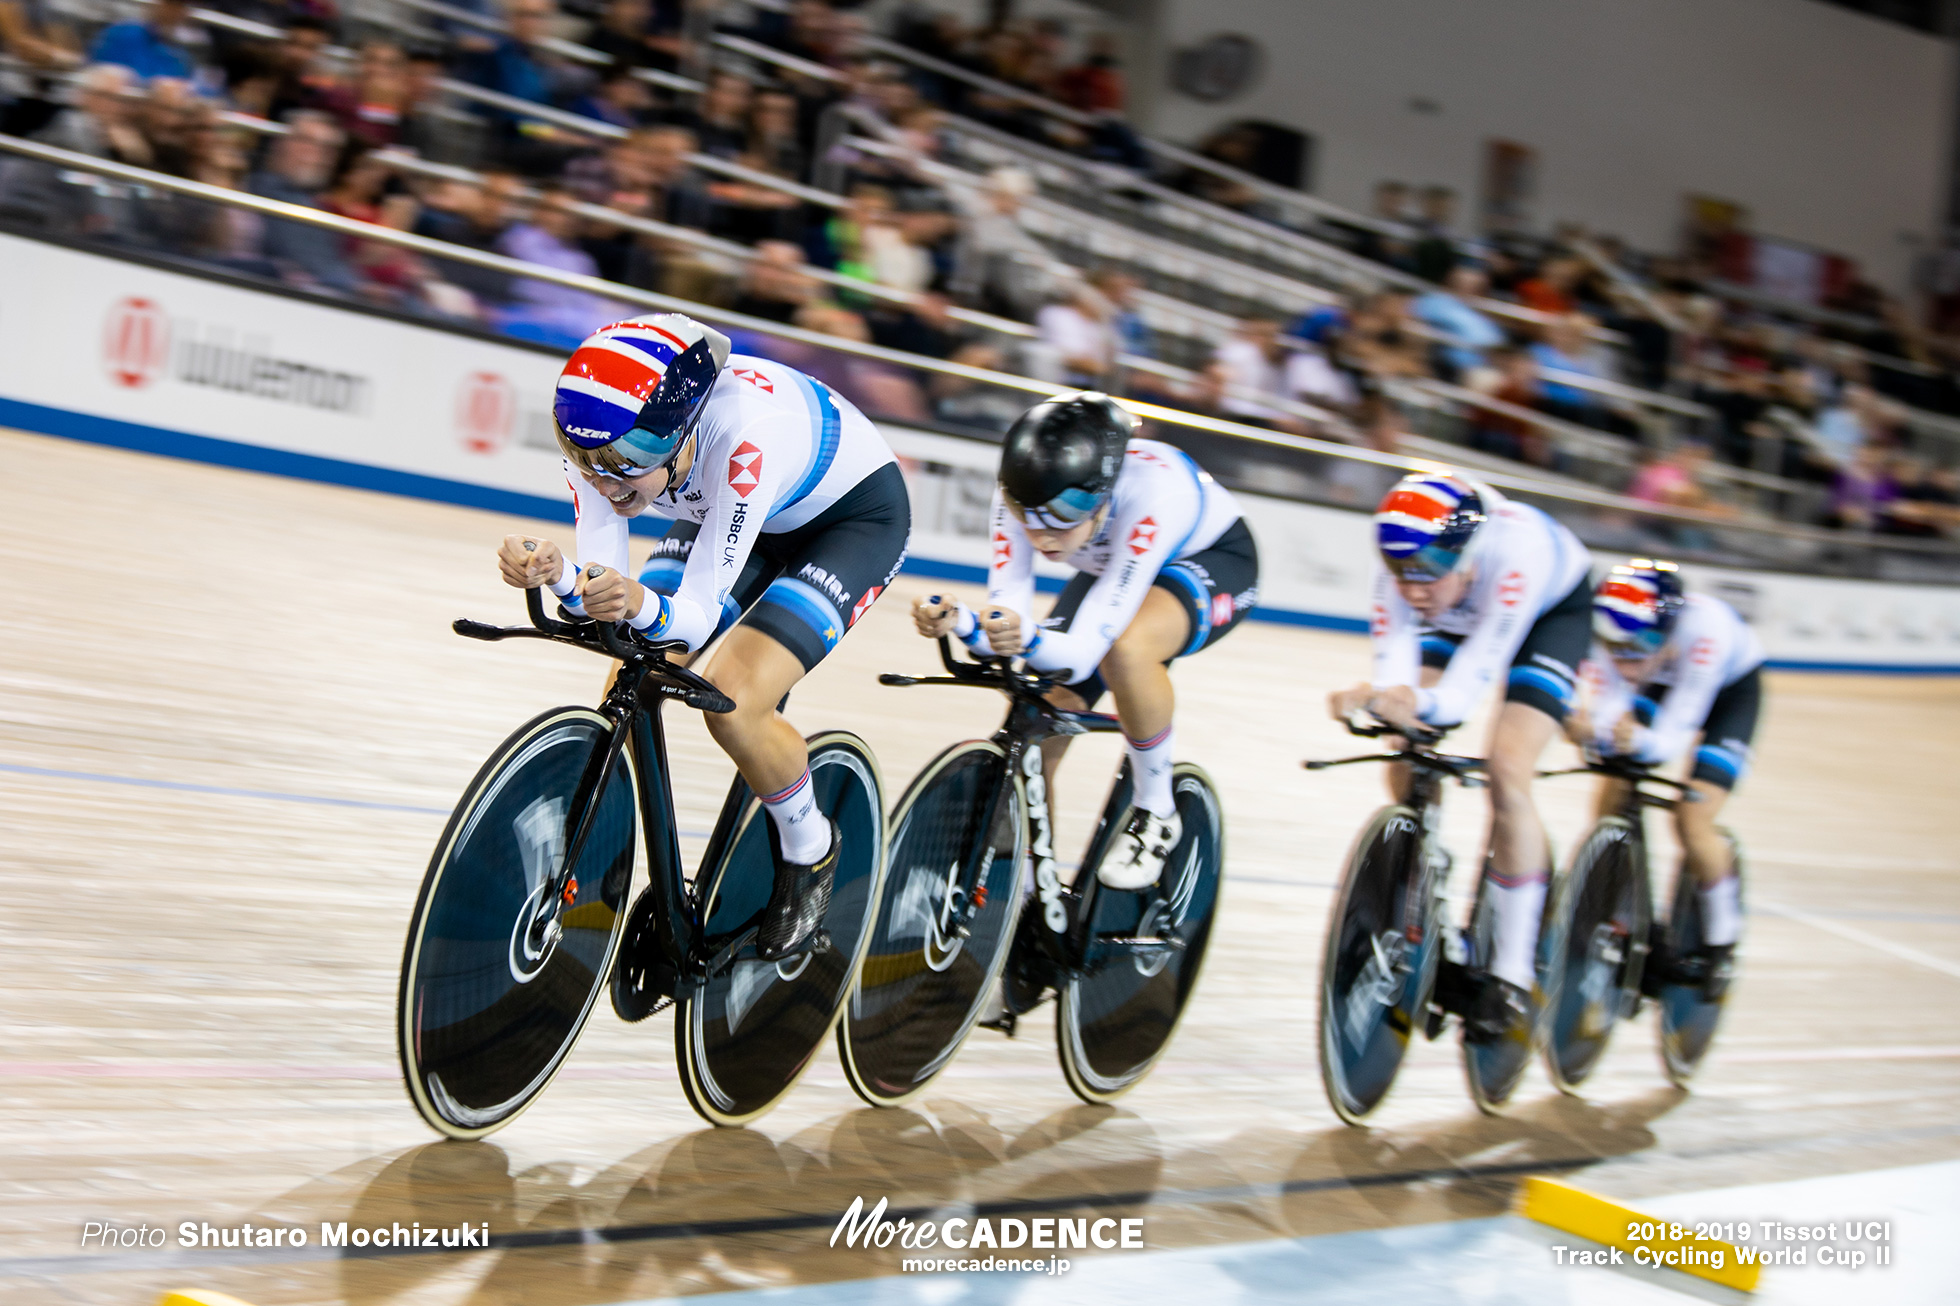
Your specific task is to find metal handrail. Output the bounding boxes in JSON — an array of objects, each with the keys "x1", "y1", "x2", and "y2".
[
  {"x1": 387, "y1": 0, "x2": 704, "y2": 94},
  {"x1": 4, "y1": 130, "x2": 1952, "y2": 557}
]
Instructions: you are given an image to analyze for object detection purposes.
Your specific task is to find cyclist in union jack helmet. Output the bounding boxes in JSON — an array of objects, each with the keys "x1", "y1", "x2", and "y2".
[
  {"x1": 913, "y1": 392, "x2": 1259, "y2": 891},
  {"x1": 1569, "y1": 559, "x2": 1764, "y2": 999},
  {"x1": 1328, "y1": 472, "x2": 1593, "y2": 1058},
  {"x1": 497, "y1": 313, "x2": 910, "y2": 960}
]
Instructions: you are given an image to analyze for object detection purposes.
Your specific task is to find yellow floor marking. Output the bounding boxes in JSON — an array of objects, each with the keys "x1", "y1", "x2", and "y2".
[
  {"x1": 1517, "y1": 1176, "x2": 1761, "y2": 1292},
  {"x1": 157, "y1": 1291, "x2": 259, "y2": 1306}
]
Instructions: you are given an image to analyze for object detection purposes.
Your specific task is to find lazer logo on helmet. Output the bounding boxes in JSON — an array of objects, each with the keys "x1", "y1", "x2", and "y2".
[
  {"x1": 562, "y1": 425, "x2": 613, "y2": 444},
  {"x1": 1022, "y1": 748, "x2": 1067, "y2": 932}
]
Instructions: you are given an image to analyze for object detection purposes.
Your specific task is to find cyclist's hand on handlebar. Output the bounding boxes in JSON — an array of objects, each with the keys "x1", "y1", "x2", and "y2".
[
  {"x1": 1610, "y1": 712, "x2": 1640, "y2": 757},
  {"x1": 1327, "y1": 683, "x2": 1374, "y2": 722},
  {"x1": 912, "y1": 594, "x2": 960, "y2": 639},
  {"x1": 979, "y1": 607, "x2": 1024, "y2": 656},
  {"x1": 575, "y1": 564, "x2": 643, "y2": 623},
  {"x1": 498, "y1": 535, "x2": 563, "y2": 589},
  {"x1": 1562, "y1": 705, "x2": 1594, "y2": 747},
  {"x1": 1364, "y1": 684, "x2": 1423, "y2": 734}
]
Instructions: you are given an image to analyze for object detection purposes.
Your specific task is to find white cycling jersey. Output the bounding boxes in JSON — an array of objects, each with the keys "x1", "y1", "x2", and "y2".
[
  {"x1": 968, "y1": 438, "x2": 1241, "y2": 679},
  {"x1": 1581, "y1": 593, "x2": 1765, "y2": 765},
  {"x1": 1369, "y1": 487, "x2": 1592, "y2": 727},
  {"x1": 554, "y1": 355, "x2": 895, "y2": 651}
]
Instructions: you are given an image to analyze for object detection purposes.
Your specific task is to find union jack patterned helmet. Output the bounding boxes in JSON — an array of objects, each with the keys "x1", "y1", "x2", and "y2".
[
  {"x1": 553, "y1": 314, "x2": 732, "y2": 477},
  {"x1": 1594, "y1": 559, "x2": 1686, "y2": 655},
  {"x1": 1374, "y1": 473, "x2": 1489, "y2": 582}
]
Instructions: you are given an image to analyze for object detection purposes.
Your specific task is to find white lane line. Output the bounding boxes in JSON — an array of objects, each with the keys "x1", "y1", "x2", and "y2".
[
  {"x1": 1755, "y1": 898, "x2": 1960, "y2": 981},
  {"x1": 1721, "y1": 1044, "x2": 1960, "y2": 1065},
  {"x1": 1750, "y1": 850, "x2": 1960, "y2": 873}
]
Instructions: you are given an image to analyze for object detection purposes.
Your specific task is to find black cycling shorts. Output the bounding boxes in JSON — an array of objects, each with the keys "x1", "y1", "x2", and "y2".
[
  {"x1": 1044, "y1": 517, "x2": 1259, "y2": 709},
  {"x1": 635, "y1": 461, "x2": 910, "y2": 673},
  {"x1": 1418, "y1": 573, "x2": 1593, "y2": 722},
  {"x1": 1632, "y1": 665, "x2": 1762, "y2": 791}
]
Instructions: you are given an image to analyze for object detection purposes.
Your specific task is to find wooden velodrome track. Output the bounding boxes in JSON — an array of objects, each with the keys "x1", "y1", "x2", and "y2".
[{"x1": 2, "y1": 425, "x2": 1958, "y2": 1305}]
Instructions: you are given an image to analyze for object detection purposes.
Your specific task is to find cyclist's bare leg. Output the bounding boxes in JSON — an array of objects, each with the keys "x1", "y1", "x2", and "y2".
[
  {"x1": 1100, "y1": 588, "x2": 1192, "y2": 821},
  {"x1": 698, "y1": 626, "x2": 812, "y2": 800},
  {"x1": 1674, "y1": 778, "x2": 1733, "y2": 888},
  {"x1": 1481, "y1": 700, "x2": 1561, "y2": 990}
]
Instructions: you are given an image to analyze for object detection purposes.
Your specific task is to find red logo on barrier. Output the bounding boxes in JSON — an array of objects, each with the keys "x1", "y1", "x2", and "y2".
[
  {"x1": 1498, "y1": 570, "x2": 1526, "y2": 608},
  {"x1": 851, "y1": 585, "x2": 882, "y2": 626},
  {"x1": 103, "y1": 297, "x2": 170, "y2": 389},
  {"x1": 456, "y1": 371, "x2": 515, "y2": 455},
  {"x1": 728, "y1": 440, "x2": 763, "y2": 496},
  {"x1": 1127, "y1": 516, "x2": 1158, "y2": 556},
  {"x1": 732, "y1": 367, "x2": 773, "y2": 393}
]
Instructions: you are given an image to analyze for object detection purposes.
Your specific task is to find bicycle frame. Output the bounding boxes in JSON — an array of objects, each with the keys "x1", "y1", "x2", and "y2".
[
  {"x1": 454, "y1": 588, "x2": 743, "y2": 996},
  {"x1": 877, "y1": 637, "x2": 1134, "y2": 980}
]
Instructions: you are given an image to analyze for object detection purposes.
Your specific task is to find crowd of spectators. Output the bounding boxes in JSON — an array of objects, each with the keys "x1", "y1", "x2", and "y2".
[{"x1": 1, "y1": 0, "x2": 1956, "y2": 540}]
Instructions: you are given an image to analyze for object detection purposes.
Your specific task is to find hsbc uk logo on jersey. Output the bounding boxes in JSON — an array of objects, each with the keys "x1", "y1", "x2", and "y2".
[
  {"x1": 1126, "y1": 517, "x2": 1158, "y2": 557},
  {"x1": 728, "y1": 441, "x2": 764, "y2": 497}
]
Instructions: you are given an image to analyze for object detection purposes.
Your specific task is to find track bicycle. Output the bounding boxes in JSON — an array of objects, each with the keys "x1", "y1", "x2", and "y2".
[
  {"x1": 837, "y1": 637, "x2": 1224, "y2": 1107},
  {"x1": 1537, "y1": 757, "x2": 1745, "y2": 1091},
  {"x1": 1308, "y1": 720, "x2": 1546, "y2": 1122},
  {"x1": 396, "y1": 583, "x2": 885, "y2": 1136}
]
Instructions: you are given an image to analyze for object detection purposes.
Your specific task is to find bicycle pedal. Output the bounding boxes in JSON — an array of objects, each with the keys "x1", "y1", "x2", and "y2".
[{"x1": 977, "y1": 1010, "x2": 1018, "y2": 1038}]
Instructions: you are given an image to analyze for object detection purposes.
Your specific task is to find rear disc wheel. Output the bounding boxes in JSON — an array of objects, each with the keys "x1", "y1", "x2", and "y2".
[
  {"x1": 1658, "y1": 833, "x2": 1744, "y2": 1086},
  {"x1": 1057, "y1": 764, "x2": 1224, "y2": 1104},
  {"x1": 676, "y1": 732, "x2": 885, "y2": 1126}
]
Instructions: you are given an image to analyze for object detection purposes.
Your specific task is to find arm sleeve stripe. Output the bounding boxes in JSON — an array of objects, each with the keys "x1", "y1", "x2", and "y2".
[{"x1": 776, "y1": 373, "x2": 843, "y2": 518}]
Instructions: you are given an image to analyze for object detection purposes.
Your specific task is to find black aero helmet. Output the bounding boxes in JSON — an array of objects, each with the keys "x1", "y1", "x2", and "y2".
[{"x1": 998, "y1": 391, "x2": 1136, "y2": 528}]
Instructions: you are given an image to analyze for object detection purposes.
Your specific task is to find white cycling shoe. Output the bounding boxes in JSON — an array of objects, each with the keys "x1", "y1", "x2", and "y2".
[{"x1": 1097, "y1": 808, "x2": 1182, "y2": 890}]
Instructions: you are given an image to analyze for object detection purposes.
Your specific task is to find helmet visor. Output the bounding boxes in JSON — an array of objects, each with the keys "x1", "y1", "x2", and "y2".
[
  {"x1": 1004, "y1": 484, "x2": 1106, "y2": 530},
  {"x1": 1382, "y1": 544, "x2": 1463, "y2": 584}
]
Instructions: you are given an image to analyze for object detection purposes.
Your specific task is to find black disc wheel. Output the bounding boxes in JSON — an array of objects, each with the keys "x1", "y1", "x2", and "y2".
[
  {"x1": 676, "y1": 731, "x2": 885, "y2": 1126},
  {"x1": 1318, "y1": 804, "x2": 1431, "y2": 1125},
  {"x1": 398, "y1": 707, "x2": 637, "y2": 1138},
  {"x1": 1658, "y1": 833, "x2": 1744, "y2": 1087},
  {"x1": 839, "y1": 741, "x2": 1027, "y2": 1107},
  {"x1": 1058, "y1": 764, "x2": 1224, "y2": 1104},
  {"x1": 1543, "y1": 818, "x2": 1650, "y2": 1094},
  {"x1": 1461, "y1": 859, "x2": 1550, "y2": 1116}
]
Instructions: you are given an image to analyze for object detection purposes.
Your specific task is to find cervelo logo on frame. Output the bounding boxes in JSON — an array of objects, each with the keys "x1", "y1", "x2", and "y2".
[
  {"x1": 1023, "y1": 747, "x2": 1067, "y2": 931},
  {"x1": 103, "y1": 297, "x2": 171, "y2": 389},
  {"x1": 830, "y1": 1196, "x2": 1142, "y2": 1254},
  {"x1": 455, "y1": 371, "x2": 515, "y2": 455},
  {"x1": 728, "y1": 441, "x2": 763, "y2": 496}
]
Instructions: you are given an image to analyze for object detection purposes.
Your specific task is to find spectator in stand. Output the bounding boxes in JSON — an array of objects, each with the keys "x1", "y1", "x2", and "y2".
[
  {"x1": 1627, "y1": 439, "x2": 1730, "y2": 516},
  {"x1": 412, "y1": 168, "x2": 524, "y2": 304},
  {"x1": 1468, "y1": 345, "x2": 1555, "y2": 469},
  {"x1": 396, "y1": 43, "x2": 482, "y2": 166},
  {"x1": 1206, "y1": 315, "x2": 1297, "y2": 431},
  {"x1": 1411, "y1": 185, "x2": 1460, "y2": 284},
  {"x1": 1323, "y1": 384, "x2": 1408, "y2": 506},
  {"x1": 318, "y1": 147, "x2": 428, "y2": 304},
  {"x1": 949, "y1": 165, "x2": 1054, "y2": 320},
  {"x1": 0, "y1": 0, "x2": 81, "y2": 82},
  {"x1": 251, "y1": 18, "x2": 339, "y2": 124},
  {"x1": 1035, "y1": 277, "x2": 1118, "y2": 388},
  {"x1": 1413, "y1": 263, "x2": 1504, "y2": 380},
  {"x1": 1530, "y1": 312, "x2": 1635, "y2": 436},
  {"x1": 728, "y1": 239, "x2": 816, "y2": 323},
  {"x1": 332, "y1": 40, "x2": 411, "y2": 150},
  {"x1": 248, "y1": 111, "x2": 359, "y2": 293},
  {"x1": 1282, "y1": 334, "x2": 1358, "y2": 413},
  {"x1": 2, "y1": 63, "x2": 146, "y2": 234},
  {"x1": 747, "y1": 86, "x2": 807, "y2": 184},
  {"x1": 931, "y1": 341, "x2": 1025, "y2": 430},
  {"x1": 589, "y1": 0, "x2": 691, "y2": 74},
  {"x1": 1828, "y1": 441, "x2": 1897, "y2": 530},
  {"x1": 143, "y1": 78, "x2": 210, "y2": 177},
  {"x1": 87, "y1": 0, "x2": 200, "y2": 83},
  {"x1": 1337, "y1": 290, "x2": 1427, "y2": 380},
  {"x1": 569, "y1": 61, "x2": 655, "y2": 132},
  {"x1": 1055, "y1": 31, "x2": 1124, "y2": 114},
  {"x1": 460, "y1": 0, "x2": 592, "y2": 168},
  {"x1": 692, "y1": 68, "x2": 752, "y2": 159},
  {"x1": 1515, "y1": 255, "x2": 1583, "y2": 316},
  {"x1": 1883, "y1": 455, "x2": 1960, "y2": 537},
  {"x1": 495, "y1": 183, "x2": 629, "y2": 344},
  {"x1": 165, "y1": 123, "x2": 272, "y2": 275},
  {"x1": 1812, "y1": 381, "x2": 1886, "y2": 470}
]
